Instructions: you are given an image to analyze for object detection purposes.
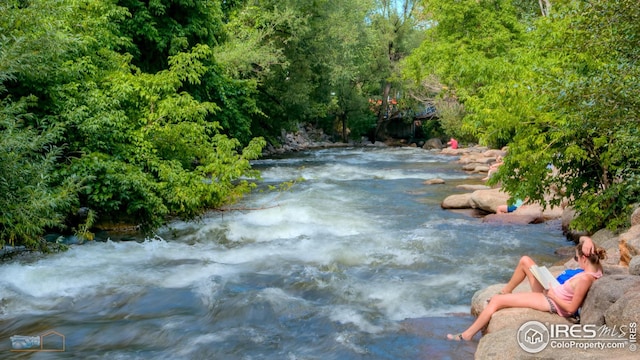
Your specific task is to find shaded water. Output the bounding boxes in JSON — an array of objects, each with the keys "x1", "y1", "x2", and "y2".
[{"x1": 0, "y1": 147, "x2": 569, "y2": 359}]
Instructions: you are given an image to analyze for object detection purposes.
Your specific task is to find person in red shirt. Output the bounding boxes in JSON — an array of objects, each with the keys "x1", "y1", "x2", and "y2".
[{"x1": 447, "y1": 138, "x2": 458, "y2": 149}]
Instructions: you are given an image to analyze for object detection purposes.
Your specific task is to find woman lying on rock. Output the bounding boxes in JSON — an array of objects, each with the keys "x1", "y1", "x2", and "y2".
[{"x1": 447, "y1": 236, "x2": 606, "y2": 341}]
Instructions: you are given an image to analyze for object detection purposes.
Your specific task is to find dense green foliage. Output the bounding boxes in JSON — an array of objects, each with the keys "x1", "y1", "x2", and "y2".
[
  {"x1": 406, "y1": 0, "x2": 640, "y2": 232},
  {"x1": 2, "y1": 0, "x2": 638, "y2": 248},
  {"x1": 1, "y1": 0, "x2": 425, "y2": 249},
  {"x1": 0, "y1": 0, "x2": 265, "y2": 248}
]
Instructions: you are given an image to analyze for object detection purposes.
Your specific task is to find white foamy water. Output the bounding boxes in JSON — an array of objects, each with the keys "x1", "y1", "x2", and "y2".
[{"x1": 0, "y1": 147, "x2": 567, "y2": 359}]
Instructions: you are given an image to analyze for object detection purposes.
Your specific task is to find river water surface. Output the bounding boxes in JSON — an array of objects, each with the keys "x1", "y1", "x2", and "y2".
[{"x1": 0, "y1": 147, "x2": 569, "y2": 359}]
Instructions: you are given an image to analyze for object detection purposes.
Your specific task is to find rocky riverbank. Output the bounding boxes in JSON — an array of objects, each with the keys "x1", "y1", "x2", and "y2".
[
  {"x1": 261, "y1": 123, "x2": 388, "y2": 156},
  {"x1": 435, "y1": 145, "x2": 640, "y2": 359}
]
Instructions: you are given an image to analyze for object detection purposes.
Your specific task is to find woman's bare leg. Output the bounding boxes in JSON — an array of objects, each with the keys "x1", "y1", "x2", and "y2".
[
  {"x1": 452, "y1": 292, "x2": 551, "y2": 341},
  {"x1": 501, "y1": 256, "x2": 545, "y2": 294}
]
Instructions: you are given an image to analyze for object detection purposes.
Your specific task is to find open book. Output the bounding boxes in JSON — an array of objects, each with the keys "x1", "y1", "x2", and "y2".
[{"x1": 530, "y1": 265, "x2": 561, "y2": 290}]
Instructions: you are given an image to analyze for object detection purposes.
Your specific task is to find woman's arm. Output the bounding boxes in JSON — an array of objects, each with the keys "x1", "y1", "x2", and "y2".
[{"x1": 581, "y1": 236, "x2": 595, "y2": 256}]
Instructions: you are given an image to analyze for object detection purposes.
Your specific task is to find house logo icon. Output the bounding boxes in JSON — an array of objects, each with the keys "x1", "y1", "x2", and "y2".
[
  {"x1": 10, "y1": 330, "x2": 65, "y2": 352},
  {"x1": 517, "y1": 321, "x2": 549, "y2": 353}
]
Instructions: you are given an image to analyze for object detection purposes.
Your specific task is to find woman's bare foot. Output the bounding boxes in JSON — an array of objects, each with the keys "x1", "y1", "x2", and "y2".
[{"x1": 446, "y1": 333, "x2": 470, "y2": 341}]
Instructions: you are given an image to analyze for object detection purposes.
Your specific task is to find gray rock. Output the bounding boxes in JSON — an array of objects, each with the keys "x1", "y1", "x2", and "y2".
[
  {"x1": 469, "y1": 188, "x2": 510, "y2": 213},
  {"x1": 591, "y1": 228, "x2": 618, "y2": 247},
  {"x1": 456, "y1": 184, "x2": 491, "y2": 191},
  {"x1": 486, "y1": 307, "x2": 572, "y2": 334},
  {"x1": 619, "y1": 225, "x2": 640, "y2": 254},
  {"x1": 475, "y1": 328, "x2": 521, "y2": 360},
  {"x1": 441, "y1": 193, "x2": 473, "y2": 209},
  {"x1": 482, "y1": 213, "x2": 544, "y2": 225},
  {"x1": 629, "y1": 256, "x2": 640, "y2": 276},
  {"x1": 471, "y1": 284, "x2": 507, "y2": 317},
  {"x1": 475, "y1": 327, "x2": 636, "y2": 360},
  {"x1": 580, "y1": 274, "x2": 640, "y2": 326},
  {"x1": 481, "y1": 149, "x2": 507, "y2": 158},
  {"x1": 422, "y1": 138, "x2": 443, "y2": 150},
  {"x1": 631, "y1": 206, "x2": 640, "y2": 226},
  {"x1": 462, "y1": 162, "x2": 484, "y2": 171},
  {"x1": 603, "y1": 283, "x2": 640, "y2": 330},
  {"x1": 423, "y1": 178, "x2": 445, "y2": 185},
  {"x1": 603, "y1": 264, "x2": 632, "y2": 276}
]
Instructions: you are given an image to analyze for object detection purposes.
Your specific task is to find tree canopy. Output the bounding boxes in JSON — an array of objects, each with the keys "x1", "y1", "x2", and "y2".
[
  {"x1": 1, "y1": 0, "x2": 639, "y2": 248},
  {"x1": 405, "y1": 0, "x2": 640, "y2": 232}
]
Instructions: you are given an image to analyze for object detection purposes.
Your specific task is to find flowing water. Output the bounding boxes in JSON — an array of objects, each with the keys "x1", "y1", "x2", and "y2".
[{"x1": 0, "y1": 147, "x2": 569, "y2": 359}]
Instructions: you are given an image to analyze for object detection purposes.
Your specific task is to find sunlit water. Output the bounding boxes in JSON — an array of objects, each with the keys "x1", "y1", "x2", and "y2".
[{"x1": 0, "y1": 147, "x2": 569, "y2": 359}]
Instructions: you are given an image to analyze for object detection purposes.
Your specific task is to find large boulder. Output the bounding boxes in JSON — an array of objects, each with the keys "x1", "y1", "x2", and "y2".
[
  {"x1": 580, "y1": 274, "x2": 640, "y2": 326},
  {"x1": 619, "y1": 239, "x2": 639, "y2": 266},
  {"x1": 422, "y1": 137, "x2": 443, "y2": 150},
  {"x1": 619, "y1": 225, "x2": 640, "y2": 256},
  {"x1": 457, "y1": 152, "x2": 487, "y2": 164},
  {"x1": 461, "y1": 162, "x2": 490, "y2": 173},
  {"x1": 471, "y1": 284, "x2": 509, "y2": 317},
  {"x1": 513, "y1": 203, "x2": 545, "y2": 218},
  {"x1": 475, "y1": 327, "x2": 636, "y2": 360},
  {"x1": 482, "y1": 149, "x2": 507, "y2": 158},
  {"x1": 441, "y1": 193, "x2": 473, "y2": 209},
  {"x1": 520, "y1": 203, "x2": 564, "y2": 221},
  {"x1": 441, "y1": 147, "x2": 470, "y2": 156},
  {"x1": 482, "y1": 213, "x2": 544, "y2": 225},
  {"x1": 629, "y1": 256, "x2": 640, "y2": 275},
  {"x1": 423, "y1": 178, "x2": 445, "y2": 185},
  {"x1": 486, "y1": 308, "x2": 572, "y2": 334},
  {"x1": 591, "y1": 228, "x2": 619, "y2": 249},
  {"x1": 456, "y1": 184, "x2": 491, "y2": 191},
  {"x1": 631, "y1": 206, "x2": 640, "y2": 226},
  {"x1": 469, "y1": 188, "x2": 510, "y2": 213},
  {"x1": 604, "y1": 283, "x2": 640, "y2": 330}
]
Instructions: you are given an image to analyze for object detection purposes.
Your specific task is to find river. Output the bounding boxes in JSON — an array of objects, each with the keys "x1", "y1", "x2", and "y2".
[{"x1": 0, "y1": 146, "x2": 569, "y2": 359}]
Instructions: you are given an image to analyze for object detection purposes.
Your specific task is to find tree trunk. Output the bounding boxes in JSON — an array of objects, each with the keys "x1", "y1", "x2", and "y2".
[
  {"x1": 341, "y1": 114, "x2": 348, "y2": 143},
  {"x1": 538, "y1": 0, "x2": 551, "y2": 16},
  {"x1": 374, "y1": 82, "x2": 392, "y2": 141}
]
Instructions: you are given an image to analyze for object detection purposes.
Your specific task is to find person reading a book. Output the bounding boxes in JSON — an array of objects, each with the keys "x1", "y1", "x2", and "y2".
[{"x1": 447, "y1": 237, "x2": 606, "y2": 341}]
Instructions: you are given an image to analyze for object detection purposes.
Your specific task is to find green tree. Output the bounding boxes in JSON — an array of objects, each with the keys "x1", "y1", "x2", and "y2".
[
  {"x1": 404, "y1": 0, "x2": 527, "y2": 147},
  {"x1": 1, "y1": 0, "x2": 266, "y2": 248},
  {"x1": 406, "y1": 0, "x2": 640, "y2": 232},
  {"x1": 0, "y1": 98, "x2": 81, "y2": 249},
  {"x1": 500, "y1": 0, "x2": 640, "y2": 232},
  {"x1": 214, "y1": 1, "x2": 301, "y2": 144},
  {"x1": 0, "y1": 0, "x2": 89, "y2": 248},
  {"x1": 370, "y1": 0, "x2": 425, "y2": 141},
  {"x1": 116, "y1": 0, "x2": 264, "y2": 145},
  {"x1": 116, "y1": 0, "x2": 226, "y2": 74}
]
